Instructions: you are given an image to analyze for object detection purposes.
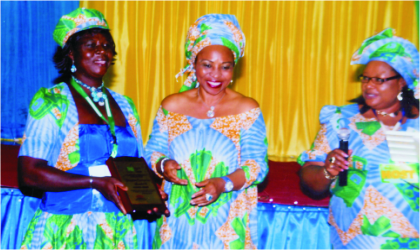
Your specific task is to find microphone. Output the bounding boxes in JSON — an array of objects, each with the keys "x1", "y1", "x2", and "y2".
[{"x1": 337, "y1": 128, "x2": 351, "y2": 186}]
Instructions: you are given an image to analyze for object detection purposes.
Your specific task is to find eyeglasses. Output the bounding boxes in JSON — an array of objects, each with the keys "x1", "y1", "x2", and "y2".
[{"x1": 358, "y1": 75, "x2": 401, "y2": 84}]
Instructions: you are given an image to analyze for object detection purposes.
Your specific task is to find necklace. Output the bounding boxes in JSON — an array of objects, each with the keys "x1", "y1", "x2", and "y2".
[
  {"x1": 372, "y1": 109, "x2": 405, "y2": 131},
  {"x1": 70, "y1": 77, "x2": 118, "y2": 158},
  {"x1": 197, "y1": 89, "x2": 226, "y2": 118},
  {"x1": 376, "y1": 110, "x2": 399, "y2": 117},
  {"x1": 72, "y1": 76, "x2": 106, "y2": 106}
]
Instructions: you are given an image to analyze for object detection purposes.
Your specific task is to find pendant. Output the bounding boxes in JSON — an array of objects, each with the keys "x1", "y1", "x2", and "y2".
[
  {"x1": 98, "y1": 100, "x2": 105, "y2": 106},
  {"x1": 91, "y1": 90, "x2": 99, "y2": 102},
  {"x1": 207, "y1": 106, "x2": 215, "y2": 118}
]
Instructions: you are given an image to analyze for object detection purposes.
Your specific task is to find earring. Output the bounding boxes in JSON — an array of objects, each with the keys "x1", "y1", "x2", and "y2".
[
  {"x1": 71, "y1": 62, "x2": 77, "y2": 73},
  {"x1": 397, "y1": 91, "x2": 403, "y2": 101},
  {"x1": 230, "y1": 80, "x2": 233, "y2": 85}
]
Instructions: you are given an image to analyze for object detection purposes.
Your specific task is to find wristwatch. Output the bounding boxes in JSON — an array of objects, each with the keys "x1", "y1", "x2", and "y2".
[{"x1": 221, "y1": 176, "x2": 234, "y2": 192}]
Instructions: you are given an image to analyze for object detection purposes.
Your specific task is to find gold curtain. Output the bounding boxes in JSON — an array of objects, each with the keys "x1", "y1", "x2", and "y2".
[{"x1": 80, "y1": 1, "x2": 419, "y2": 162}]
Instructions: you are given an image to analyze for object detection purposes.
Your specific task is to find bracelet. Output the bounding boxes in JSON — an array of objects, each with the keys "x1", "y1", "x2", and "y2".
[
  {"x1": 160, "y1": 157, "x2": 171, "y2": 174},
  {"x1": 323, "y1": 168, "x2": 337, "y2": 181},
  {"x1": 89, "y1": 178, "x2": 93, "y2": 188}
]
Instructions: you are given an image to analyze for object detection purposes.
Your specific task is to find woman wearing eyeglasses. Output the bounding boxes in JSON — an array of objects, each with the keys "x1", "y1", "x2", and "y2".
[{"x1": 299, "y1": 28, "x2": 419, "y2": 249}]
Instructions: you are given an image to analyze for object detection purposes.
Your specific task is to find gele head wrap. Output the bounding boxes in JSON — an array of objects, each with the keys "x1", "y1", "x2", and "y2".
[
  {"x1": 351, "y1": 28, "x2": 419, "y2": 99},
  {"x1": 53, "y1": 8, "x2": 110, "y2": 48},
  {"x1": 176, "y1": 14, "x2": 246, "y2": 92}
]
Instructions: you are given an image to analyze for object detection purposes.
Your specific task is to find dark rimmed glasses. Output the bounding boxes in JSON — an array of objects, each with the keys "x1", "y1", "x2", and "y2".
[{"x1": 358, "y1": 74, "x2": 401, "y2": 85}]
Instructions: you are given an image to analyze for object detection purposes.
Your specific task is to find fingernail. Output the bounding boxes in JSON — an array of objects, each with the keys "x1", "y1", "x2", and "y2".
[{"x1": 190, "y1": 202, "x2": 195, "y2": 205}]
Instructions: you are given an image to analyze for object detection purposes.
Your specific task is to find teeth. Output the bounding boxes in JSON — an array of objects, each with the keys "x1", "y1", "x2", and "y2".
[{"x1": 208, "y1": 81, "x2": 221, "y2": 87}]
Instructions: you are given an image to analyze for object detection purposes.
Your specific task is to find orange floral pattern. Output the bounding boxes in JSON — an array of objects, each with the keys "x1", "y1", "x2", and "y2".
[
  {"x1": 117, "y1": 241, "x2": 125, "y2": 249},
  {"x1": 151, "y1": 151, "x2": 165, "y2": 178},
  {"x1": 211, "y1": 108, "x2": 261, "y2": 164},
  {"x1": 329, "y1": 185, "x2": 419, "y2": 245},
  {"x1": 215, "y1": 191, "x2": 256, "y2": 249},
  {"x1": 127, "y1": 114, "x2": 138, "y2": 139},
  {"x1": 189, "y1": 37, "x2": 212, "y2": 65},
  {"x1": 242, "y1": 160, "x2": 260, "y2": 188},
  {"x1": 224, "y1": 20, "x2": 245, "y2": 55},
  {"x1": 156, "y1": 107, "x2": 168, "y2": 133},
  {"x1": 165, "y1": 111, "x2": 193, "y2": 144},
  {"x1": 304, "y1": 124, "x2": 331, "y2": 160},
  {"x1": 99, "y1": 220, "x2": 113, "y2": 239},
  {"x1": 51, "y1": 107, "x2": 62, "y2": 121},
  {"x1": 62, "y1": 14, "x2": 107, "y2": 45},
  {"x1": 159, "y1": 216, "x2": 172, "y2": 246},
  {"x1": 199, "y1": 207, "x2": 209, "y2": 217},
  {"x1": 56, "y1": 123, "x2": 79, "y2": 171},
  {"x1": 348, "y1": 113, "x2": 389, "y2": 150}
]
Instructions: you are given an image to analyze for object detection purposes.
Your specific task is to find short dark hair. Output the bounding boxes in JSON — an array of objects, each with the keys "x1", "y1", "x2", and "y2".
[
  {"x1": 53, "y1": 28, "x2": 117, "y2": 84},
  {"x1": 350, "y1": 85, "x2": 419, "y2": 118}
]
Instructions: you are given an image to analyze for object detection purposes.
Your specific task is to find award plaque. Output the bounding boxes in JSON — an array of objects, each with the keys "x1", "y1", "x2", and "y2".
[{"x1": 106, "y1": 156, "x2": 167, "y2": 214}]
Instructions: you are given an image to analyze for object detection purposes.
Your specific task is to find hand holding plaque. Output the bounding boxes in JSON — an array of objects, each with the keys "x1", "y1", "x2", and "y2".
[{"x1": 106, "y1": 157, "x2": 168, "y2": 216}]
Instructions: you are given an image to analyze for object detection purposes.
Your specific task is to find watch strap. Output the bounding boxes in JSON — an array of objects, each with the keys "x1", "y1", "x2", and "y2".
[{"x1": 221, "y1": 176, "x2": 234, "y2": 192}]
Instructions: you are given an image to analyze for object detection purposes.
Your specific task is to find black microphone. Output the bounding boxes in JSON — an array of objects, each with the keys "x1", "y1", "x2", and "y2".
[{"x1": 338, "y1": 128, "x2": 350, "y2": 186}]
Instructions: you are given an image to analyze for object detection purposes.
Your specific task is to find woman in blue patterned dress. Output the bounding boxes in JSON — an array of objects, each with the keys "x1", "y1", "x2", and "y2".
[
  {"x1": 299, "y1": 28, "x2": 419, "y2": 249},
  {"x1": 18, "y1": 8, "x2": 165, "y2": 249},
  {"x1": 145, "y1": 14, "x2": 268, "y2": 249}
]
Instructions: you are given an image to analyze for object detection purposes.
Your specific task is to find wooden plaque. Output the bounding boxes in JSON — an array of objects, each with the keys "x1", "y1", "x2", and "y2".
[{"x1": 106, "y1": 156, "x2": 167, "y2": 214}]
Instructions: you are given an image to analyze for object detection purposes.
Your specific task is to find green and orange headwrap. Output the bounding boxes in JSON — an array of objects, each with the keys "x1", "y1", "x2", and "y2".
[
  {"x1": 351, "y1": 28, "x2": 419, "y2": 99},
  {"x1": 53, "y1": 8, "x2": 110, "y2": 48},
  {"x1": 176, "y1": 14, "x2": 246, "y2": 92}
]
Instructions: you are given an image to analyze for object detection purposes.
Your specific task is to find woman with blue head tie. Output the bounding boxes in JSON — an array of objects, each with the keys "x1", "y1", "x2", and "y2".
[
  {"x1": 299, "y1": 28, "x2": 419, "y2": 249},
  {"x1": 145, "y1": 14, "x2": 268, "y2": 249}
]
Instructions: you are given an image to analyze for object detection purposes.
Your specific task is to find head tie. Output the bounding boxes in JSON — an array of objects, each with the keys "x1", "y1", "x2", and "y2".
[
  {"x1": 351, "y1": 28, "x2": 419, "y2": 98},
  {"x1": 53, "y1": 7, "x2": 110, "y2": 48},
  {"x1": 176, "y1": 14, "x2": 246, "y2": 92}
]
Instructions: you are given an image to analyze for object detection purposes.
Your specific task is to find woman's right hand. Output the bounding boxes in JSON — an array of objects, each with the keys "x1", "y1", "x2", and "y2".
[
  {"x1": 91, "y1": 177, "x2": 128, "y2": 214},
  {"x1": 324, "y1": 149, "x2": 352, "y2": 177},
  {"x1": 159, "y1": 159, "x2": 188, "y2": 185}
]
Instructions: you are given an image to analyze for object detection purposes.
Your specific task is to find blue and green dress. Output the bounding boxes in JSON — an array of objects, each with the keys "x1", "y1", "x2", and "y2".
[
  {"x1": 145, "y1": 106, "x2": 268, "y2": 249},
  {"x1": 299, "y1": 104, "x2": 419, "y2": 249},
  {"x1": 19, "y1": 83, "x2": 145, "y2": 249}
]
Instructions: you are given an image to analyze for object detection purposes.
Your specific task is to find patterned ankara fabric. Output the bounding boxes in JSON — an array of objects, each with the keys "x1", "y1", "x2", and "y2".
[
  {"x1": 53, "y1": 8, "x2": 110, "y2": 47},
  {"x1": 145, "y1": 107, "x2": 268, "y2": 249},
  {"x1": 298, "y1": 104, "x2": 419, "y2": 249},
  {"x1": 176, "y1": 14, "x2": 246, "y2": 92},
  {"x1": 19, "y1": 83, "x2": 145, "y2": 249},
  {"x1": 351, "y1": 28, "x2": 420, "y2": 99}
]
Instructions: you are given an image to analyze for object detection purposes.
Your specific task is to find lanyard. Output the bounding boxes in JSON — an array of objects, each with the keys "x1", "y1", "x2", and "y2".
[
  {"x1": 70, "y1": 77, "x2": 118, "y2": 158},
  {"x1": 372, "y1": 109, "x2": 405, "y2": 132}
]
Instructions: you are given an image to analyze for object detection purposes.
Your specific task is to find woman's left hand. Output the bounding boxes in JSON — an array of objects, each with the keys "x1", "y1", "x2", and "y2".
[{"x1": 190, "y1": 178, "x2": 225, "y2": 206}]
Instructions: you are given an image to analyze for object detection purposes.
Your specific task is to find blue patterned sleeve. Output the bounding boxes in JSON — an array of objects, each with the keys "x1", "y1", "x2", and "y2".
[
  {"x1": 18, "y1": 88, "x2": 61, "y2": 166},
  {"x1": 145, "y1": 106, "x2": 170, "y2": 178},
  {"x1": 239, "y1": 110, "x2": 269, "y2": 188},
  {"x1": 297, "y1": 105, "x2": 341, "y2": 166}
]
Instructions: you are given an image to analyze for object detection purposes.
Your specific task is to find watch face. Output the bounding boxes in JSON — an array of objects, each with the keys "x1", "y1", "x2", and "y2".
[{"x1": 225, "y1": 181, "x2": 234, "y2": 192}]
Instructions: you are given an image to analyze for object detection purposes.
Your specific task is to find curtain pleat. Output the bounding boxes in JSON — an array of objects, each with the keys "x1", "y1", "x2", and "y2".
[{"x1": 80, "y1": 1, "x2": 418, "y2": 162}]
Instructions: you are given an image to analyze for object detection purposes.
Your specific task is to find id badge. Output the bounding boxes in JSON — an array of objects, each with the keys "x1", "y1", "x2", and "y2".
[{"x1": 380, "y1": 163, "x2": 419, "y2": 184}]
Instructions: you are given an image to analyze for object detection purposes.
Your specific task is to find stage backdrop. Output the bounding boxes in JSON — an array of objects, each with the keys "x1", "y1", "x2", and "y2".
[
  {"x1": 80, "y1": 1, "x2": 419, "y2": 161},
  {"x1": 1, "y1": 1, "x2": 418, "y2": 161}
]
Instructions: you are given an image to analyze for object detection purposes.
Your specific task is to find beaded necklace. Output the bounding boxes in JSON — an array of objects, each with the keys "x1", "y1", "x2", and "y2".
[
  {"x1": 72, "y1": 76, "x2": 106, "y2": 106},
  {"x1": 70, "y1": 77, "x2": 118, "y2": 157}
]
